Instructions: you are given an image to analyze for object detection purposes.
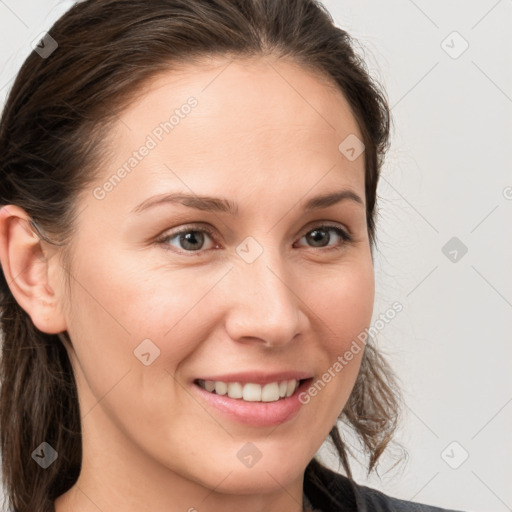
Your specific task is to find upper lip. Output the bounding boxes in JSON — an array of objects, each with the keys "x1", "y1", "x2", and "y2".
[{"x1": 194, "y1": 371, "x2": 313, "y2": 385}]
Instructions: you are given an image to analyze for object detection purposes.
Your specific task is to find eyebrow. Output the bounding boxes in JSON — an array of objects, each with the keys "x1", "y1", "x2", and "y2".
[{"x1": 130, "y1": 188, "x2": 364, "y2": 215}]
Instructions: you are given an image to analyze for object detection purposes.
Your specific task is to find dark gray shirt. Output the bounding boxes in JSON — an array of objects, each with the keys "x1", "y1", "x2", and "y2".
[{"x1": 303, "y1": 461, "x2": 466, "y2": 512}]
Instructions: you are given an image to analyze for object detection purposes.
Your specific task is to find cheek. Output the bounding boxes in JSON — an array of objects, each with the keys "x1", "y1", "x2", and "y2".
[
  {"x1": 307, "y1": 254, "x2": 375, "y2": 345},
  {"x1": 62, "y1": 250, "x2": 217, "y2": 440},
  {"x1": 298, "y1": 256, "x2": 374, "y2": 417},
  {"x1": 67, "y1": 244, "x2": 219, "y2": 352},
  {"x1": 63, "y1": 249, "x2": 234, "y2": 428}
]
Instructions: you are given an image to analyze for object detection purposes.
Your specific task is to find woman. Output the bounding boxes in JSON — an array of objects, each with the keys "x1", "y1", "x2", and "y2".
[{"x1": 0, "y1": 1, "x2": 466, "y2": 511}]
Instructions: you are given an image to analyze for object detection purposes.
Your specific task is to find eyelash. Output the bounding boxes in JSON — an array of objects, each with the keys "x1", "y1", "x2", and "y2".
[{"x1": 155, "y1": 223, "x2": 353, "y2": 256}]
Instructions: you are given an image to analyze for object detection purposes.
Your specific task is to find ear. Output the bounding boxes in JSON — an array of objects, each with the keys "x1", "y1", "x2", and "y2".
[{"x1": 0, "y1": 205, "x2": 67, "y2": 334}]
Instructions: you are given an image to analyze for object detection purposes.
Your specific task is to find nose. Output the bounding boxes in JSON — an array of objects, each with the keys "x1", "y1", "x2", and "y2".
[{"x1": 223, "y1": 248, "x2": 308, "y2": 348}]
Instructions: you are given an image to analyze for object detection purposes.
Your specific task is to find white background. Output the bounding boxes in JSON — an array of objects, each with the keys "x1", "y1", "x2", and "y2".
[{"x1": 1, "y1": 1, "x2": 511, "y2": 511}]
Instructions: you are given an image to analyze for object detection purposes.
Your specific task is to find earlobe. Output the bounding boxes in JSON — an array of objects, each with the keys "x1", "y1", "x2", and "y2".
[{"x1": 0, "y1": 205, "x2": 67, "y2": 334}]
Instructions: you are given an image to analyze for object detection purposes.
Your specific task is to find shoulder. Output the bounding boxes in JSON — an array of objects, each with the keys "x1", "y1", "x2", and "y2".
[{"x1": 304, "y1": 459, "x2": 467, "y2": 512}]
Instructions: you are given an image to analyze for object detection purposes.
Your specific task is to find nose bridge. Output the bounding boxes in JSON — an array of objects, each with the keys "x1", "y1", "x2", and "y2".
[{"x1": 225, "y1": 240, "x2": 303, "y2": 345}]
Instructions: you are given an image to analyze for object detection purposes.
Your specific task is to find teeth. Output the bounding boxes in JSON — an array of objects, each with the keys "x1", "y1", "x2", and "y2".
[
  {"x1": 227, "y1": 382, "x2": 243, "y2": 399},
  {"x1": 286, "y1": 380, "x2": 296, "y2": 397},
  {"x1": 261, "y1": 382, "x2": 280, "y2": 402},
  {"x1": 198, "y1": 379, "x2": 300, "y2": 402},
  {"x1": 214, "y1": 381, "x2": 227, "y2": 395},
  {"x1": 242, "y1": 383, "x2": 261, "y2": 402}
]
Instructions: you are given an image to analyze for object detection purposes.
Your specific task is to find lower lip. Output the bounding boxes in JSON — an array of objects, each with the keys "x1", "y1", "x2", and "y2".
[{"x1": 192, "y1": 379, "x2": 313, "y2": 427}]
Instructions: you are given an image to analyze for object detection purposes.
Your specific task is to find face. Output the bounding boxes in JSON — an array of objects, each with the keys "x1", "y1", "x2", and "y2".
[{"x1": 56, "y1": 56, "x2": 374, "y2": 497}]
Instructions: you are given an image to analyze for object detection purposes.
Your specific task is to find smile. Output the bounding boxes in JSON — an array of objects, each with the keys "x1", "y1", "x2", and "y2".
[{"x1": 195, "y1": 378, "x2": 302, "y2": 402}]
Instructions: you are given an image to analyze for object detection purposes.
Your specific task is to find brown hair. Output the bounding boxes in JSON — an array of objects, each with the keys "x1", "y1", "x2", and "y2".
[{"x1": 0, "y1": 1, "x2": 404, "y2": 510}]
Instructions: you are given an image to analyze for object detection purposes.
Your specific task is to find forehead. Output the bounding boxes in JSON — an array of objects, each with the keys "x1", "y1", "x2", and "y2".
[
  {"x1": 119, "y1": 54, "x2": 361, "y2": 143},
  {"x1": 88, "y1": 56, "x2": 365, "y2": 217}
]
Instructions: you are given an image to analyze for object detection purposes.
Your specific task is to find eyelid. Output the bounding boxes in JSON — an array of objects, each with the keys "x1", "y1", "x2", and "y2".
[{"x1": 300, "y1": 221, "x2": 352, "y2": 239}]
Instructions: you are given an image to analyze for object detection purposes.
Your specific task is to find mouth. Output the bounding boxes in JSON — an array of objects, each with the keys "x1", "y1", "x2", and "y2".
[
  {"x1": 194, "y1": 378, "x2": 308, "y2": 403},
  {"x1": 192, "y1": 376, "x2": 314, "y2": 426}
]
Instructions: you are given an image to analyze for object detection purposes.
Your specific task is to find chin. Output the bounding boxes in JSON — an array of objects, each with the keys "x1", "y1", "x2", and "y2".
[{"x1": 200, "y1": 458, "x2": 304, "y2": 494}]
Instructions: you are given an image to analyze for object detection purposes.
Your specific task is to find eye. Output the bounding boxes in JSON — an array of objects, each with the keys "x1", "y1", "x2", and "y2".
[
  {"x1": 157, "y1": 225, "x2": 217, "y2": 253},
  {"x1": 295, "y1": 224, "x2": 352, "y2": 250}
]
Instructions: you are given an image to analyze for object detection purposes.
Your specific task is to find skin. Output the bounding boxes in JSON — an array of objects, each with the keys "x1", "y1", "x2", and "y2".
[{"x1": 0, "y1": 56, "x2": 374, "y2": 512}]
